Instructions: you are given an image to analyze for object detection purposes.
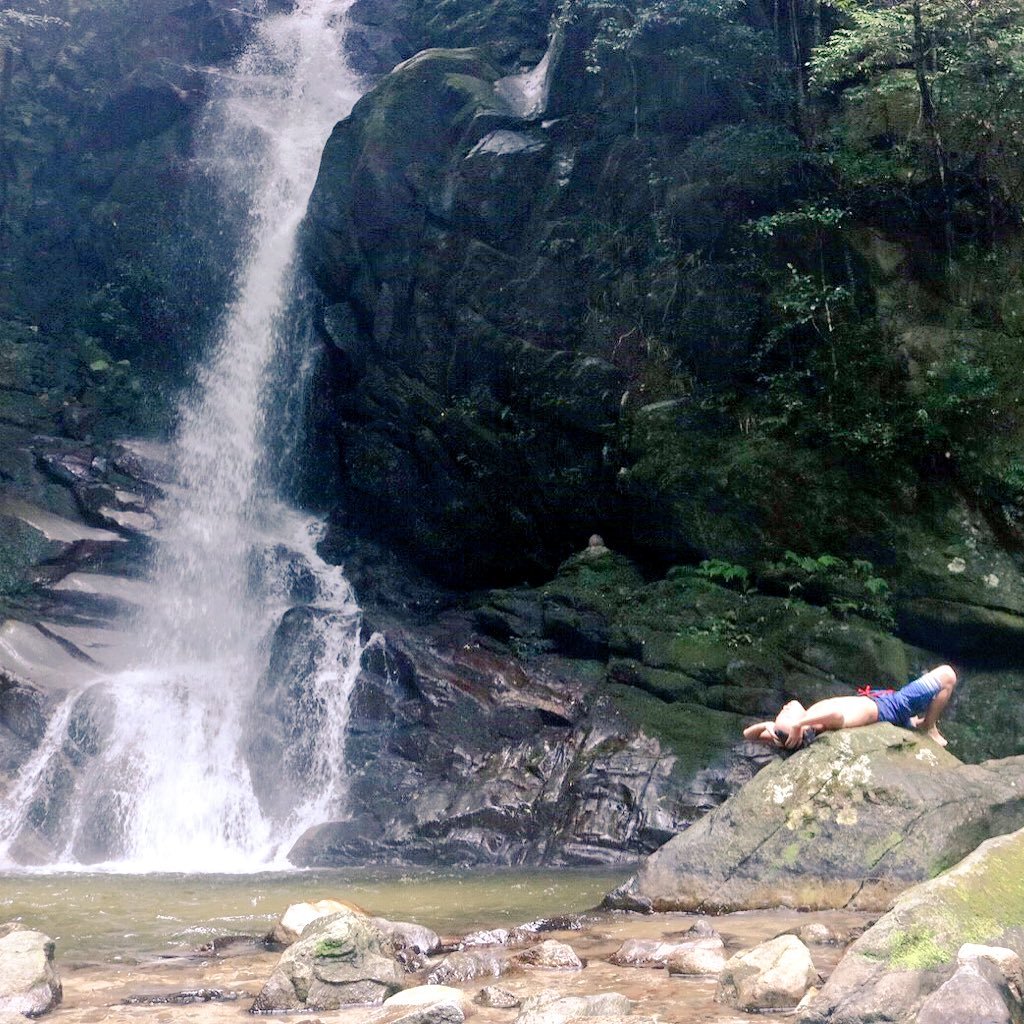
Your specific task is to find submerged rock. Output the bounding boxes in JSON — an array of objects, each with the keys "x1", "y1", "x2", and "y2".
[
  {"x1": 475, "y1": 986, "x2": 520, "y2": 1008},
  {"x1": 604, "y1": 725, "x2": 1024, "y2": 912}
]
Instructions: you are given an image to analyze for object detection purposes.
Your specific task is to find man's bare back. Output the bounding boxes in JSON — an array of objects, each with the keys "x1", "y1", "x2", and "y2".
[{"x1": 743, "y1": 666, "x2": 957, "y2": 750}]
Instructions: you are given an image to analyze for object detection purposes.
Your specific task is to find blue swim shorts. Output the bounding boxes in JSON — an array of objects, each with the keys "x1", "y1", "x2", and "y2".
[{"x1": 869, "y1": 671, "x2": 942, "y2": 729}]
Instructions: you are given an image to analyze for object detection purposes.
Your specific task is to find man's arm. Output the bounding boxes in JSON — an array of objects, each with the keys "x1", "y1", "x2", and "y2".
[{"x1": 743, "y1": 721, "x2": 777, "y2": 744}]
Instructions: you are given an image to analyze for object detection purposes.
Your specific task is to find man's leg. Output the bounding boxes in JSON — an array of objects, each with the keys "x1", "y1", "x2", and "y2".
[{"x1": 916, "y1": 664, "x2": 957, "y2": 747}]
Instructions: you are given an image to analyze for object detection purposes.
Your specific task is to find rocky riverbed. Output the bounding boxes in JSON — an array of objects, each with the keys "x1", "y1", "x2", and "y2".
[{"x1": 2, "y1": 903, "x2": 870, "y2": 1024}]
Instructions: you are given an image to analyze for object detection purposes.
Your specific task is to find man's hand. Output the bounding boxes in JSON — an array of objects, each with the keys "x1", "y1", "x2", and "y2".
[{"x1": 773, "y1": 724, "x2": 804, "y2": 749}]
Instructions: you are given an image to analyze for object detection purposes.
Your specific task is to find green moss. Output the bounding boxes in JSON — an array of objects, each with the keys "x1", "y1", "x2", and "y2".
[
  {"x1": 313, "y1": 938, "x2": 352, "y2": 959},
  {"x1": 888, "y1": 926, "x2": 949, "y2": 970},
  {"x1": 780, "y1": 841, "x2": 801, "y2": 868},
  {"x1": 602, "y1": 682, "x2": 738, "y2": 776}
]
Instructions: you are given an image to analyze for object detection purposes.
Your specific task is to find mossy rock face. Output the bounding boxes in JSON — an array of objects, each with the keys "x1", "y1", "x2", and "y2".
[
  {"x1": 799, "y1": 827, "x2": 1024, "y2": 1024},
  {"x1": 604, "y1": 726, "x2": 1024, "y2": 914},
  {"x1": 476, "y1": 550, "x2": 934, "y2": 782},
  {"x1": 893, "y1": 500, "x2": 1024, "y2": 657}
]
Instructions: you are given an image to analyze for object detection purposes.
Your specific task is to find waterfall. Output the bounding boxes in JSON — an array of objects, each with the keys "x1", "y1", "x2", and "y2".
[{"x1": 0, "y1": 0, "x2": 364, "y2": 871}]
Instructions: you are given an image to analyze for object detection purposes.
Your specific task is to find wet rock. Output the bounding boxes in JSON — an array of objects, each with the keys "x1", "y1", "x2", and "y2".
[
  {"x1": 462, "y1": 929, "x2": 514, "y2": 948},
  {"x1": 475, "y1": 986, "x2": 520, "y2": 1008},
  {"x1": 0, "y1": 673, "x2": 48, "y2": 747},
  {"x1": 428, "y1": 951, "x2": 507, "y2": 985},
  {"x1": 605, "y1": 726, "x2": 1024, "y2": 912},
  {"x1": 0, "y1": 923, "x2": 62, "y2": 1017},
  {"x1": 518, "y1": 915, "x2": 585, "y2": 935},
  {"x1": 121, "y1": 988, "x2": 243, "y2": 1005},
  {"x1": 513, "y1": 991, "x2": 634, "y2": 1024},
  {"x1": 514, "y1": 940, "x2": 583, "y2": 970},
  {"x1": 665, "y1": 938, "x2": 727, "y2": 977},
  {"x1": 197, "y1": 936, "x2": 264, "y2": 957},
  {"x1": 250, "y1": 909, "x2": 403, "y2": 1012},
  {"x1": 716, "y1": 935, "x2": 817, "y2": 1012},
  {"x1": 370, "y1": 918, "x2": 442, "y2": 958},
  {"x1": 285, "y1": 595, "x2": 692, "y2": 868},
  {"x1": 391, "y1": 1005, "x2": 465, "y2": 1024},
  {"x1": 792, "y1": 922, "x2": 850, "y2": 946},
  {"x1": 608, "y1": 937, "x2": 703, "y2": 968}
]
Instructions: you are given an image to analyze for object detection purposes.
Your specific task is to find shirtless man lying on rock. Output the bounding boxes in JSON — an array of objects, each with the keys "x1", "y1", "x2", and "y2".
[{"x1": 743, "y1": 665, "x2": 958, "y2": 750}]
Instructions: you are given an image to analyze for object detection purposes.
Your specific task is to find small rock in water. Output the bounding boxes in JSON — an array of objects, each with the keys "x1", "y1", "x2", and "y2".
[
  {"x1": 266, "y1": 898, "x2": 362, "y2": 947},
  {"x1": 665, "y1": 938, "x2": 727, "y2": 977},
  {"x1": 0, "y1": 923, "x2": 62, "y2": 1018},
  {"x1": 392, "y1": 1006, "x2": 465, "y2": 1024},
  {"x1": 518, "y1": 915, "x2": 584, "y2": 934},
  {"x1": 475, "y1": 985, "x2": 520, "y2": 1008},
  {"x1": 515, "y1": 939, "x2": 584, "y2": 970},
  {"x1": 384, "y1": 984, "x2": 470, "y2": 1023},
  {"x1": 792, "y1": 921, "x2": 849, "y2": 946},
  {"x1": 428, "y1": 950, "x2": 506, "y2": 985},
  {"x1": 373, "y1": 917, "x2": 442, "y2": 969},
  {"x1": 673, "y1": 918, "x2": 721, "y2": 941},
  {"x1": 462, "y1": 928, "x2": 512, "y2": 948},
  {"x1": 121, "y1": 988, "x2": 242, "y2": 1005},
  {"x1": 609, "y1": 937, "x2": 701, "y2": 968},
  {"x1": 715, "y1": 935, "x2": 818, "y2": 1011},
  {"x1": 514, "y1": 990, "x2": 633, "y2": 1024},
  {"x1": 197, "y1": 935, "x2": 264, "y2": 956}
]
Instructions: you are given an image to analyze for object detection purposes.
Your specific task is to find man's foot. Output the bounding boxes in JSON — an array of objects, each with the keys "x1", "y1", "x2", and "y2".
[{"x1": 926, "y1": 726, "x2": 948, "y2": 747}]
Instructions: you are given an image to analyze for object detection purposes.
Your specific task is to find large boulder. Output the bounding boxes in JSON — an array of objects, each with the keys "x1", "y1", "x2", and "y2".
[
  {"x1": 604, "y1": 725, "x2": 1024, "y2": 912},
  {"x1": 0, "y1": 923, "x2": 62, "y2": 1017},
  {"x1": 250, "y1": 909, "x2": 404, "y2": 1012},
  {"x1": 799, "y1": 826, "x2": 1024, "y2": 1024}
]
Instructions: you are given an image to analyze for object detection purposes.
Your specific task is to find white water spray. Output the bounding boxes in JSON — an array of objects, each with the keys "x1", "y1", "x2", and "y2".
[{"x1": 0, "y1": 0, "x2": 365, "y2": 871}]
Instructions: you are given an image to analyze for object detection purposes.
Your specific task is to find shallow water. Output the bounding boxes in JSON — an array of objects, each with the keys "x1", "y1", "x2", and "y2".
[{"x1": 0, "y1": 867, "x2": 628, "y2": 963}]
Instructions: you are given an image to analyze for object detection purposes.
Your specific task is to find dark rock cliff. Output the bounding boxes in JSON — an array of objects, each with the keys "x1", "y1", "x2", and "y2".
[{"x1": 300, "y1": 2, "x2": 1024, "y2": 603}]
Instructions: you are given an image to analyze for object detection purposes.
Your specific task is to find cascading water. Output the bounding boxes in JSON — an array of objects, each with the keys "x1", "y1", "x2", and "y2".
[{"x1": 0, "y1": 0, "x2": 364, "y2": 871}]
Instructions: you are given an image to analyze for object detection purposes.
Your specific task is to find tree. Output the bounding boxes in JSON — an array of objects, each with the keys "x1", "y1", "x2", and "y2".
[{"x1": 810, "y1": 0, "x2": 1024, "y2": 258}]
